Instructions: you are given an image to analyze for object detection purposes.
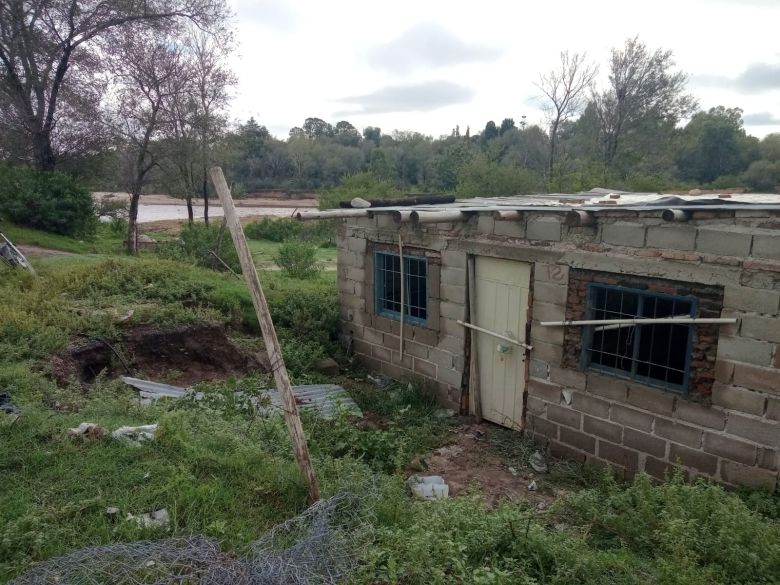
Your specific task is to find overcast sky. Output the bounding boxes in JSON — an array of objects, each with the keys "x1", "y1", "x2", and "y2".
[{"x1": 228, "y1": 0, "x2": 780, "y2": 139}]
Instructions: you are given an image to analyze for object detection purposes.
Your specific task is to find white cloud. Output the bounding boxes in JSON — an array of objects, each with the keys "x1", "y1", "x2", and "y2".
[{"x1": 335, "y1": 81, "x2": 475, "y2": 115}]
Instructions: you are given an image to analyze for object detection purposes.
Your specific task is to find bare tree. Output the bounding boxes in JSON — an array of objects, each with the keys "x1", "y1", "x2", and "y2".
[
  {"x1": 593, "y1": 37, "x2": 697, "y2": 168},
  {"x1": 537, "y1": 51, "x2": 597, "y2": 176},
  {"x1": 107, "y1": 33, "x2": 187, "y2": 252},
  {"x1": 0, "y1": 0, "x2": 228, "y2": 170}
]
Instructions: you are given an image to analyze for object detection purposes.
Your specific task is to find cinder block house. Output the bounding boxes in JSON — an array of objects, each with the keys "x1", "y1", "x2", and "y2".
[{"x1": 300, "y1": 190, "x2": 780, "y2": 489}]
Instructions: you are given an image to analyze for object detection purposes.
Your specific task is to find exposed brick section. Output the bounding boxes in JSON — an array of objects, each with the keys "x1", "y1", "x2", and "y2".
[
  {"x1": 547, "y1": 404, "x2": 582, "y2": 428},
  {"x1": 611, "y1": 404, "x2": 654, "y2": 432},
  {"x1": 623, "y1": 428, "x2": 667, "y2": 458},
  {"x1": 584, "y1": 415, "x2": 623, "y2": 442},
  {"x1": 559, "y1": 427, "x2": 596, "y2": 454},
  {"x1": 563, "y1": 269, "x2": 723, "y2": 399},
  {"x1": 703, "y1": 433, "x2": 757, "y2": 465},
  {"x1": 669, "y1": 443, "x2": 718, "y2": 475}
]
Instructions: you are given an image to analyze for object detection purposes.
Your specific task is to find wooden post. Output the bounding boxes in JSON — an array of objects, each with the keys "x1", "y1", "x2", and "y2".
[
  {"x1": 467, "y1": 256, "x2": 482, "y2": 422},
  {"x1": 209, "y1": 167, "x2": 320, "y2": 503}
]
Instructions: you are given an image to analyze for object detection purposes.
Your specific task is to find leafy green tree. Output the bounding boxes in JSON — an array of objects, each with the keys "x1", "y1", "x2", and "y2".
[
  {"x1": 319, "y1": 172, "x2": 401, "y2": 209},
  {"x1": 744, "y1": 160, "x2": 780, "y2": 192},
  {"x1": 431, "y1": 140, "x2": 475, "y2": 191},
  {"x1": 368, "y1": 148, "x2": 393, "y2": 181},
  {"x1": 456, "y1": 155, "x2": 543, "y2": 197},
  {"x1": 499, "y1": 118, "x2": 516, "y2": 136},
  {"x1": 334, "y1": 121, "x2": 361, "y2": 146},
  {"x1": 302, "y1": 117, "x2": 334, "y2": 139},
  {"x1": 482, "y1": 121, "x2": 499, "y2": 143},
  {"x1": 362, "y1": 126, "x2": 381, "y2": 145}
]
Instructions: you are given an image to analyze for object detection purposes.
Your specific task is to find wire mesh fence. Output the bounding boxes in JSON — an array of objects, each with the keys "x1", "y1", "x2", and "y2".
[{"x1": 10, "y1": 492, "x2": 368, "y2": 585}]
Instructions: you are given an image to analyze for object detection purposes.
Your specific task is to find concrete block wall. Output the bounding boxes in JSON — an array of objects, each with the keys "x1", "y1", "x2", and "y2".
[{"x1": 337, "y1": 208, "x2": 780, "y2": 488}]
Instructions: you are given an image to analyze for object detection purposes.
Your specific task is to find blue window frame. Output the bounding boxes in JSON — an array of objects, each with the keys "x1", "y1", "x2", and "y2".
[
  {"x1": 582, "y1": 284, "x2": 697, "y2": 393},
  {"x1": 374, "y1": 251, "x2": 428, "y2": 325}
]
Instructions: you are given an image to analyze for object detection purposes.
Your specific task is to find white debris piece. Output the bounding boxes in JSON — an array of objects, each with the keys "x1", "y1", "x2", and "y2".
[
  {"x1": 527, "y1": 480, "x2": 538, "y2": 492},
  {"x1": 127, "y1": 508, "x2": 170, "y2": 529},
  {"x1": 435, "y1": 445, "x2": 464, "y2": 457},
  {"x1": 407, "y1": 475, "x2": 449, "y2": 500},
  {"x1": 67, "y1": 422, "x2": 105, "y2": 437},
  {"x1": 111, "y1": 424, "x2": 158, "y2": 446}
]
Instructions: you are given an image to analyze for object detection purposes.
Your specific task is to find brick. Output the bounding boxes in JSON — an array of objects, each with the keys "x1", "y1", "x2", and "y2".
[
  {"x1": 587, "y1": 373, "x2": 628, "y2": 401},
  {"x1": 527, "y1": 216, "x2": 561, "y2": 241},
  {"x1": 669, "y1": 444, "x2": 718, "y2": 475},
  {"x1": 438, "y1": 367, "x2": 463, "y2": 387},
  {"x1": 413, "y1": 358, "x2": 437, "y2": 379},
  {"x1": 598, "y1": 441, "x2": 639, "y2": 471},
  {"x1": 531, "y1": 323, "x2": 565, "y2": 345},
  {"x1": 626, "y1": 385, "x2": 675, "y2": 416},
  {"x1": 645, "y1": 456, "x2": 683, "y2": 481},
  {"x1": 441, "y1": 250, "x2": 466, "y2": 268},
  {"x1": 752, "y1": 233, "x2": 780, "y2": 261},
  {"x1": 532, "y1": 340, "x2": 563, "y2": 365},
  {"x1": 740, "y1": 315, "x2": 780, "y2": 343},
  {"x1": 372, "y1": 345, "x2": 392, "y2": 361},
  {"x1": 440, "y1": 266, "x2": 466, "y2": 286},
  {"x1": 529, "y1": 358, "x2": 549, "y2": 380},
  {"x1": 716, "y1": 336, "x2": 774, "y2": 366},
  {"x1": 584, "y1": 415, "x2": 623, "y2": 442},
  {"x1": 493, "y1": 219, "x2": 526, "y2": 238},
  {"x1": 427, "y1": 348, "x2": 454, "y2": 370},
  {"x1": 696, "y1": 228, "x2": 752, "y2": 257},
  {"x1": 437, "y1": 334, "x2": 464, "y2": 355},
  {"x1": 413, "y1": 327, "x2": 440, "y2": 346},
  {"x1": 381, "y1": 361, "x2": 412, "y2": 380},
  {"x1": 549, "y1": 366, "x2": 587, "y2": 390},
  {"x1": 352, "y1": 339, "x2": 373, "y2": 357},
  {"x1": 534, "y1": 263, "x2": 569, "y2": 285},
  {"x1": 528, "y1": 377, "x2": 562, "y2": 403},
  {"x1": 550, "y1": 440, "x2": 587, "y2": 461},
  {"x1": 732, "y1": 363, "x2": 780, "y2": 394},
  {"x1": 572, "y1": 393, "x2": 611, "y2": 418},
  {"x1": 703, "y1": 433, "x2": 757, "y2": 465},
  {"x1": 674, "y1": 400, "x2": 726, "y2": 430},
  {"x1": 439, "y1": 301, "x2": 464, "y2": 321},
  {"x1": 476, "y1": 213, "x2": 495, "y2": 234},
  {"x1": 547, "y1": 404, "x2": 582, "y2": 428},
  {"x1": 646, "y1": 225, "x2": 696, "y2": 250},
  {"x1": 526, "y1": 414, "x2": 558, "y2": 440},
  {"x1": 533, "y1": 282, "x2": 568, "y2": 305},
  {"x1": 440, "y1": 284, "x2": 466, "y2": 304},
  {"x1": 559, "y1": 427, "x2": 596, "y2": 454},
  {"x1": 727, "y1": 414, "x2": 780, "y2": 447},
  {"x1": 439, "y1": 317, "x2": 465, "y2": 338},
  {"x1": 345, "y1": 236, "x2": 367, "y2": 253},
  {"x1": 611, "y1": 404, "x2": 654, "y2": 432},
  {"x1": 391, "y1": 350, "x2": 414, "y2": 369},
  {"x1": 719, "y1": 461, "x2": 778, "y2": 490},
  {"x1": 362, "y1": 327, "x2": 384, "y2": 345},
  {"x1": 712, "y1": 382, "x2": 766, "y2": 415},
  {"x1": 758, "y1": 448, "x2": 779, "y2": 470},
  {"x1": 723, "y1": 286, "x2": 779, "y2": 315},
  {"x1": 767, "y1": 398, "x2": 780, "y2": 421},
  {"x1": 624, "y1": 428, "x2": 667, "y2": 458},
  {"x1": 602, "y1": 222, "x2": 646, "y2": 247},
  {"x1": 654, "y1": 418, "x2": 703, "y2": 448},
  {"x1": 714, "y1": 359, "x2": 735, "y2": 384},
  {"x1": 526, "y1": 396, "x2": 547, "y2": 415}
]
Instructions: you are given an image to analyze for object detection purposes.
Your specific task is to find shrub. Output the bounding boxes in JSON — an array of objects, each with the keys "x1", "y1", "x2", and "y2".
[
  {"x1": 0, "y1": 166, "x2": 97, "y2": 238},
  {"x1": 273, "y1": 241, "x2": 320, "y2": 278},
  {"x1": 158, "y1": 223, "x2": 240, "y2": 273},
  {"x1": 319, "y1": 172, "x2": 402, "y2": 210},
  {"x1": 244, "y1": 217, "x2": 303, "y2": 242}
]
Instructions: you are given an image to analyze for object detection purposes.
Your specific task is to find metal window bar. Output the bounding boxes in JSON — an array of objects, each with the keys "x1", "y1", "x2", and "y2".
[
  {"x1": 375, "y1": 252, "x2": 427, "y2": 324},
  {"x1": 582, "y1": 284, "x2": 696, "y2": 393}
]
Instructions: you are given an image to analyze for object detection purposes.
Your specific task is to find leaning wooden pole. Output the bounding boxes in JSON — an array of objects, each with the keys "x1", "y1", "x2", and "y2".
[{"x1": 210, "y1": 167, "x2": 320, "y2": 503}]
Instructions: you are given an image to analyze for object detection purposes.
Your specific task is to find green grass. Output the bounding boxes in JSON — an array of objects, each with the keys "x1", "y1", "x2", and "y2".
[
  {"x1": 248, "y1": 239, "x2": 337, "y2": 270},
  {"x1": 1, "y1": 220, "x2": 125, "y2": 254}
]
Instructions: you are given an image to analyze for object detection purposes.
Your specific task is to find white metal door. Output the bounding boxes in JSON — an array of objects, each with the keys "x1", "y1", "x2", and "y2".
[{"x1": 474, "y1": 257, "x2": 531, "y2": 429}]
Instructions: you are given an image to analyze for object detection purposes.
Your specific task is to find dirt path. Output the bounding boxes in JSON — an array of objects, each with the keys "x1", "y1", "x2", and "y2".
[{"x1": 17, "y1": 245, "x2": 73, "y2": 257}]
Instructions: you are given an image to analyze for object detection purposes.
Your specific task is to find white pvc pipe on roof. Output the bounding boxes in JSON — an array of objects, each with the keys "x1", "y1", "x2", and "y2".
[{"x1": 539, "y1": 317, "x2": 738, "y2": 327}]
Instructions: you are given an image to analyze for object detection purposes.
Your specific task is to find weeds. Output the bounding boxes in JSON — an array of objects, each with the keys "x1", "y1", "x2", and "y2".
[{"x1": 273, "y1": 241, "x2": 321, "y2": 278}]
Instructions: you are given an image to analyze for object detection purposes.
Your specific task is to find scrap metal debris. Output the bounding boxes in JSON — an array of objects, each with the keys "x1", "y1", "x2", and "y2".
[
  {"x1": 407, "y1": 475, "x2": 450, "y2": 499},
  {"x1": 121, "y1": 377, "x2": 362, "y2": 419}
]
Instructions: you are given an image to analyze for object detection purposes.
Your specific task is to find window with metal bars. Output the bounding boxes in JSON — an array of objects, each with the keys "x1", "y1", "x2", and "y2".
[
  {"x1": 583, "y1": 284, "x2": 697, "y2": 393},
  {"x1": 374, "y1": 251, "x2": 428, "y2": 325}
]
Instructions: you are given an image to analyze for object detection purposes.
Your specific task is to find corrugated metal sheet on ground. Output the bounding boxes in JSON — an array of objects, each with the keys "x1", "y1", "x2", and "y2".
[{"x1": 121, "y1": 377, "x2": 361, "y2": 418}]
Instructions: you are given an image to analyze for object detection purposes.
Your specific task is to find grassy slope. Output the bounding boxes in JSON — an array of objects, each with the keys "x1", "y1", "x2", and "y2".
[{"x1": 1, "y1": 224, "x2": 779, "y2": 585}]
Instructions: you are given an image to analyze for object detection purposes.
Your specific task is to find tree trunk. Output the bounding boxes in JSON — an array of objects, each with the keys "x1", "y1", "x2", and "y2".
[
  {"x1": 127, "y1": 191, "x2": 141, "y2": 254},
  {"x1": 33, "y1": 129, "x2": 57, "y2": 171},
  {"x1": 186, "y1": 196, "x2": 194, "y2": 224}
]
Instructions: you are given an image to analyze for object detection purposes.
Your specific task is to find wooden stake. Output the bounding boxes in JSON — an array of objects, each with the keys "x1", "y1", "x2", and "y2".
[
  {"x1": 467, "y1": 256, "x2": 482, "y2": 422},
  {"x1": 398, "y1": 233, "x2": 405, "y2": 357},
  {"x1": 209, "y1": 167, "x2": 320, "y2": 503}
]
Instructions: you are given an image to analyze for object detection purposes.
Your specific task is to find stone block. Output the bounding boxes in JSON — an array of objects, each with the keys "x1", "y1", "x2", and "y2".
[
  {"x1": 438, "y1": 366, "x2": 463, "y2": 387},
  {"x1": 714, "y1": 359, "x2": 735, "y2": 384},
  {"x1": 533, "y1": 281, "x2": 568, "y2": 305},
  {"x1": 645, "y1": 456, "x2": 684, "y2": 481},
  {"x1": 758, "y1": 448, "x2": 779, "y2": 470},
  {"x1": 547, "y1": 404, "x2": 582, "y2": 428},
  {"x1": 413, "y1": 357, "x2": 437, "y2": 379},
  {"x1": 404, "y1": 341, "x2": 429, "y2": 360},
  {"x1": 716, "y1": 336, "x2": 774, "y2": 366},
  {"x1": 549, "y1": 366, "x2": 587, "y2": 390},
  {"x1": 740, "y1": 315, "x2": 780, "y2": 343},
  {"x1": 752, "y1": 233, "x2": 780, "y2": 261},
  {"x1": 527, "y1": 377, "x2": 562, "y2": 403},
  {"x1": 727, "y1": 414, "x2": 780, "y2": 447},
  {"x1": 440, "y1": 266, "x2": 466, "y2": 286},
  {"x1": 532, "y1": 340, "x2": 563, "y2": 365},
  {"x1": 626, "y1": 385, "x2": 675, "y2": 416},
  {"x1": 602, "y1": 222, "x2": 647, "y2": 248},
  {"x1": 441, "y1": 250, "x2": 467, "y2": 268},
  {"x1": 372, "y1": 345, "x2": 392, "y2": 362},
  {"x1": 559, "y1": 427, "x2": 596, "y2": 454},
  {"x1": 723, "y1": 286, "x2": 779, "y2": 315},
  {"x1": 438, "y1": 334, "x2": 464, "y2": 355},
  {"x1": 623, "y1": 428, "x2": 667, "y2": 458},
  {"x1": 550, "y1": 440, "x2": 587, "y2": 462},
  {"x1": 534, "y1": 263, "x2": 569, "y2": 285},
  {"x1": 654, "y1": 418, "x2": 703, "y2": 448},
  {"x1": 646, "y1": 225, "x2": 696, "y2": 250},
  {"x1": 439, "y1": 301, "x2": 465, "y2": 321},
  {"x1": 598, "y1": 441, "x2": 639, "y2": 471},
  {"x1": 529, "y1": 358, "x2": 550, "y2": 380},
  {"x1": 766, "y1": 398, "x2": 780, "y2": 421},
  {"x1": 532, "y1": 301, "x2": 566, "y2": 323},
  {"x1": 674, "y1": 399, "x2": 726, "y2": 430},
  {"x1": 527, "y1": 216, "x2": 562, "y2": 241},
  {"x1": 611, "y1": 404, "x2": 654, "y2": 432},
  {"x1": 587, "y1": 373, "x2": 629, "y2": 401},
  {"x1": 345, "y1": 237, "x2": 367, "y2": 254},
  {"x1": 719, "y1": 460, "x2": 778, "y2": 490},
  {"x1": 526, "y1": 414, "x2": 559, "y2": 440},
  {"x1": 572, "y1": 392, "x2": 611, "y2": 418},
  {"x1": 669, "y1": 444, "x2": 718, "y2": 475},
  {"x1": 428, "y1": 348, "x2": 454, "y2": 370},
  {"x1": 732, "y1": 363, "x2": 779, "y2": 394},
  {"x1": 712, "y1": 382, "x2": 767, "y2": 415},
  {"x1": 526, "y1": 396, "x2": 547, "y2": 415},
  {"x1": 696, "y1": 228, "x2": 752, "y2": 257},
  {"x1": 493, "y1": 219, "x2": 526, "y2": 238},
  {"x1": 414, "y1": 327, "x2": 440, "y2": 346},
  {"x1": 703, "y1": 433, "x2": 757, "y2": 465},
  {"x1": 362, "y1": 327, "x2": 384, "y2": 345},
  {"x1": 476, "y1": 214, "x2": 495, "y2": 235},
  {"x1": 584, "y1": 415, "x2": 623, "y2": 442},
  {"x1": 531, "y1": 323, "x2": 565, "y2": 345},
  {"x1": 440, "y1": 284, "x2": 466, "y2": 304}
]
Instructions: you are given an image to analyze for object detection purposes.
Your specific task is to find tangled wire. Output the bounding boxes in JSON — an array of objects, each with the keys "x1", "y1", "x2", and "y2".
[{"x1": 11, "y1": 492, "x2": 368, "y2": 585}]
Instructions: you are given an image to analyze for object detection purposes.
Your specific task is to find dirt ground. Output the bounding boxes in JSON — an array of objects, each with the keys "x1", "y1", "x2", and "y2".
[{"x1": 418, "y1": 422, "x2": 564, "y2": 509}]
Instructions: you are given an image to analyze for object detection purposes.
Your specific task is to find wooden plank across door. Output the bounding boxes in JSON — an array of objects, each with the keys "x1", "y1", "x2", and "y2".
[{"x1": 474, "y1": 257, "x2": 531, "y2": 429}]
